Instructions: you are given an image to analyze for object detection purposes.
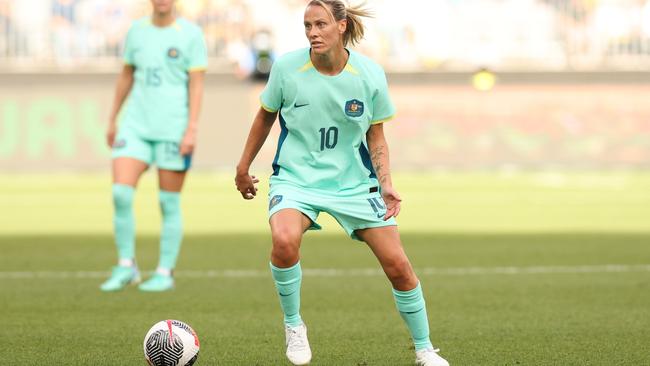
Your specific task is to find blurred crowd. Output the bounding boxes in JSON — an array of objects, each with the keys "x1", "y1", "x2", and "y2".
[{"x1": 0, "y1": 0, "x2": 649, "y2": 71}]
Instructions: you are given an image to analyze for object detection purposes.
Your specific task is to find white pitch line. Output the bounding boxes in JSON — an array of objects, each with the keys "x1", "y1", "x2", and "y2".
[{"x1": 1, "y1": 264, "x2": 650, "y2": 280}]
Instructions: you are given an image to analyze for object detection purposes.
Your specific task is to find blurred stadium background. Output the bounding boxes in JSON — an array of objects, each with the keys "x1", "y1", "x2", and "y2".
[
  {"x1": 1, "y1": 1, "x2": 650, "y2": 365},
  {"x1": 3, "y1": 0, "x2": 650, "y2": 71},
  {"x1": 1, "y1": 0, "x2": 649, "y2": 234},
  {"x1": 2, "y1": 0, "x2": 650, "y2": 172}
]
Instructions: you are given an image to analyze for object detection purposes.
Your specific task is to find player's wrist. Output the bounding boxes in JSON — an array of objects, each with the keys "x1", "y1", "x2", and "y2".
[
  {"x1": 380, "y1": 185, "x2": 394, "y2": 194},
  {"x1": 236, "y1": 164, "x2": 250, "y2": 175},
  {"x1": 378, "y1": 174, "x2": 393, "y2": 188}
]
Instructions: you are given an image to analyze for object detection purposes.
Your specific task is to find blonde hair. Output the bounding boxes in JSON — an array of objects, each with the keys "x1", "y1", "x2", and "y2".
[{"x1": 307, "y1": 0, "x2": 372, "y2": 46}]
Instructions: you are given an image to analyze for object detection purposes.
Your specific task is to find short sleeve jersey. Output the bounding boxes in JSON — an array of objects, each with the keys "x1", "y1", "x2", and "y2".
[
  {"x1": 260, "y1": 48, "x2": 396, "y2": 196},
  {"x1": 121, "y1": 17, "x2": 207, "y2": 141}
]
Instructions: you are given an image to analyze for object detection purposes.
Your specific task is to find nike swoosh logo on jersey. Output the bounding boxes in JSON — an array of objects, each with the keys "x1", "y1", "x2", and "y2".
[{"x1": 294, "y1": 103, "x2": 309, "y2": 108}]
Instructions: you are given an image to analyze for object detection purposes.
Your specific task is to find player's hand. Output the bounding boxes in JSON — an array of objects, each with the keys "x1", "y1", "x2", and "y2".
[
  {"x1": 180, "y1": 130, "x2": 196, "y2": 156},
  {"x1": 235, "y1": 172, "x2": 260, "y2": 200},
  {"x1": 381, "y1": 186, "x2": 402, "y2": 220},
  {"x1": 106, "y1": 123, "x2": 117, "y2": 148}
]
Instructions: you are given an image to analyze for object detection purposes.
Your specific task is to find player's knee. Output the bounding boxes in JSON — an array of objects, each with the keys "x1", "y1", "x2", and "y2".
[
  {"x1": 272, "y1": 240, "x2": 299, "y2": 259},
  {"x1": 112, "y1": 184, "x2": 134, "y2": 209},
  {"x1": 385, "y1": 257, "x2": 416, "y2": 287},
  {"x1": 271, "y1": 228, "x2": 301, "y2": 261},
  {"x1": 271, "y1": 226, "x2": 301, "y2": 247}
]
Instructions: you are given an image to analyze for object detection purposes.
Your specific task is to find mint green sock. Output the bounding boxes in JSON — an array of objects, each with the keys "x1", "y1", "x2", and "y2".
[
  {"x1": 393, "y1": 282, "x2": 434, "y2": 351},
  {"x1": 270, "y1": 261, "x2": 303, "y2": 327},
  {"x1": 158, "y1": 190, "x2": 183, "y2": 270},
  {"x1": 112, "y1": 184, "x2": 135, "y2": 261}
]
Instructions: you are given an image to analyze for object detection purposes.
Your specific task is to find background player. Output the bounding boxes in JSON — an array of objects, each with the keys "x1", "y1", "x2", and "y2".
[
  {"x1": 235, "y1": 1, "x2": 449, "y2": 365},
  {"x1": 100, "y1": 0, "x2": 207, "y2": 292}
]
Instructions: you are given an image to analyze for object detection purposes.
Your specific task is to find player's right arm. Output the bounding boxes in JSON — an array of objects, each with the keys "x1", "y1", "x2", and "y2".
[
  {"x1": 235, "y1": 107, "x2": 277, "y2": 200},
  {"x1": 236, "y1": 57, "x2": 284, "y2": 200},
  {"x1": 107, "y1": 64, "x2": 135, "y2": 147}
]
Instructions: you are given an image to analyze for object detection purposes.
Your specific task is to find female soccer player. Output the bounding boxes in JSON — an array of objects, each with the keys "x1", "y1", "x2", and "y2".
[
  {"x1": 235, "y1": 1, "x2": 449, "y2": 365},
  {"x1": 100, "y1": 0, "x2": 207, "y2": 292}
]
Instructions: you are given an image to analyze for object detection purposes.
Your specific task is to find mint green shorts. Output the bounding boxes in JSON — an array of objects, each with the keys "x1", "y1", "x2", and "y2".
[
  {"x1": 111, "y1": 127, "x2": 192, "y2": 171},
  {"x1": 268, "y1": 184, "x2": 397, "y2": 241}
]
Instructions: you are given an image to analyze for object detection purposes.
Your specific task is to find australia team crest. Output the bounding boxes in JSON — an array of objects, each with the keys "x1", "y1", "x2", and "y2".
[
  {"x1": 345, "y1": 99, "x2": 364, "y2": 117},
  {"x1": 167, "y1": 47, "x2": 180, "y2": 59},
  {"x1": 269, "y1": 195, "x2": 283, "y2": 210}
]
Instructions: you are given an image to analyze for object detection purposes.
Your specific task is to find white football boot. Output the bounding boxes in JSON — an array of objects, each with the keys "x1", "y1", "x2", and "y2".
[
  {"x1": 415, "y1": 348, "x2": 450, "y2": 366},
  {"x1": 285, "y1": 324, "x2": 312, "y2": 365}
]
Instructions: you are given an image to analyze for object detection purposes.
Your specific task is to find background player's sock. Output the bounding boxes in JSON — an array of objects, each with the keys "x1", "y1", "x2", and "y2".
[
  {"x1": 112, "y1": 184, "x2": 136, "y2": 262},
  {"x1": 392, "y1": 282, "x2": 434, "y2": 351},
  {"x1": 270, "y1": 261, "x2": 303, "y2": 327},
  {"x1": 158, "y1": 190, "x2": 183, "y2": 271}
]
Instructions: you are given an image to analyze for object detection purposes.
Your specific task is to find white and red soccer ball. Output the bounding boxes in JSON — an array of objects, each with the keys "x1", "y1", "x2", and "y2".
[{"x1": 144, "y1": 320, "x2": 200, "y2": 366}]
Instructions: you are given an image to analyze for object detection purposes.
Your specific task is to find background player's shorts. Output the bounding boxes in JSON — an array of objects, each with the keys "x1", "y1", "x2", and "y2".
[
  {"x1": 268, "y1": 183, "x2": 397, "y2": 241},
  {"x1": 111, "y1": 127, "x2": 192, "y2": 171}
]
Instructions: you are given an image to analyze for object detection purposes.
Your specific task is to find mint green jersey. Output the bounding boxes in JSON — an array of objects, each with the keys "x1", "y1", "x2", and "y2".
[
  {"x1": 261, "y1": 48, "x2": 396, "y2": 196},
  {"x1": 120, "y1": 17, "x2": 207, "y2": 141}
]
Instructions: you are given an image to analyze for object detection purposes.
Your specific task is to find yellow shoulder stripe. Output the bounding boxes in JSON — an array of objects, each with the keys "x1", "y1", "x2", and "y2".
[
  {"x1": 299, "y1": 61, "x2": 314, "y2": 72},
  {"x1": 344, "y1": 64, "x2": 359, "y2": 75},
  {"x1": 371, "y1": 115, "x2": 395, "y2": 125}
]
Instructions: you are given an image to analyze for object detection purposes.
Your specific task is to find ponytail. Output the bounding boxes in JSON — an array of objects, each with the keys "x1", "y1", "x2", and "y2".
[{"x1": 307, "y1": 0, "x2": 373, "y2": 46}]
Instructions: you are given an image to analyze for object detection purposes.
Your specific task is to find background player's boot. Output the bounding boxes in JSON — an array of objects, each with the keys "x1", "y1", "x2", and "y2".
[
  {"x1": 138, "y1": 273, "x2": 174, "y2": 292},
  {"x1": 415, "y1": 348, "x2": 450, "y2": 366},
  {"x1": 285, "y1": 323, "x2": 311, "y2": 365},
  {"x1": 100, "y1": 265, "x2": 140, "y2": 292}
]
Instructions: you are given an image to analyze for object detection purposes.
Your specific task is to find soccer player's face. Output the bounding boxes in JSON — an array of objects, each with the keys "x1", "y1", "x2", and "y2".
[
  {"x1": 304, "y1": 5, "x2": 346, "y2": 54},
  {"x1": 151, "y1": 0, "x2": 174, "y2": 14}
]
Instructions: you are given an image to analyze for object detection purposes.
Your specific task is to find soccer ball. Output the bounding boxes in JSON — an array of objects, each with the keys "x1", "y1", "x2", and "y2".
[{"x1": 143, "y1": 320, "x2": 200, "y2": 366}]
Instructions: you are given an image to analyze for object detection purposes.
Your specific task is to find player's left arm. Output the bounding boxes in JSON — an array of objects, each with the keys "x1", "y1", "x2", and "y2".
[
  {"x1": 180, "y1": 70, "x2": 205, "y2": 156},
  {"x1": 367, "y1": 123, "x2": 401, "y2": 220},
  {"x1": 181, "y1": 28, "x2": 208, "y2": 156}
]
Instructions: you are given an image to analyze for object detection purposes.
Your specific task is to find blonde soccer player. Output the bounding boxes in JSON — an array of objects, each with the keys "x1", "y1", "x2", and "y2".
[{"x1": 235, "y1": 1, "x2": 449, "y2": 365}]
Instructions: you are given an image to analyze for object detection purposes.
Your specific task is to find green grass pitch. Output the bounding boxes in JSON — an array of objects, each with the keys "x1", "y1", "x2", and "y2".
[{"x1": 1, "y1": 172, "x2": 649, "y2": 365}]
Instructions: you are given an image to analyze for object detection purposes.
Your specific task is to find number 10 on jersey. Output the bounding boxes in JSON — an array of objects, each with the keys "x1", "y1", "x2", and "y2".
[{"x1": 319, "y1": 127, "x2": 338, "y2": 151}]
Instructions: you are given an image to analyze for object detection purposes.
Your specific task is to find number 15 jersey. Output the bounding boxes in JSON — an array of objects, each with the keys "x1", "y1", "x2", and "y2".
[
  {"x1": 121, "y1": 17, "x2": 207, "y2": 142},
  {"x1": 260, "y1": 48, "x2": 396, "y2": 196}
]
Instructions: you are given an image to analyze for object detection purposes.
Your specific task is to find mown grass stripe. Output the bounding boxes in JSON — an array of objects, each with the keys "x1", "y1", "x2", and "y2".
[{"x1": 2, "y1": 264, "x2": 649, "y2": 279}]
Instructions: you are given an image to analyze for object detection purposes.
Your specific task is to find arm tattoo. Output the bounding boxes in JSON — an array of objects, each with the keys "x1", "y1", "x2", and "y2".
[{"x1": 371, "y1": 145, "x2": 388, "y2": 183}]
